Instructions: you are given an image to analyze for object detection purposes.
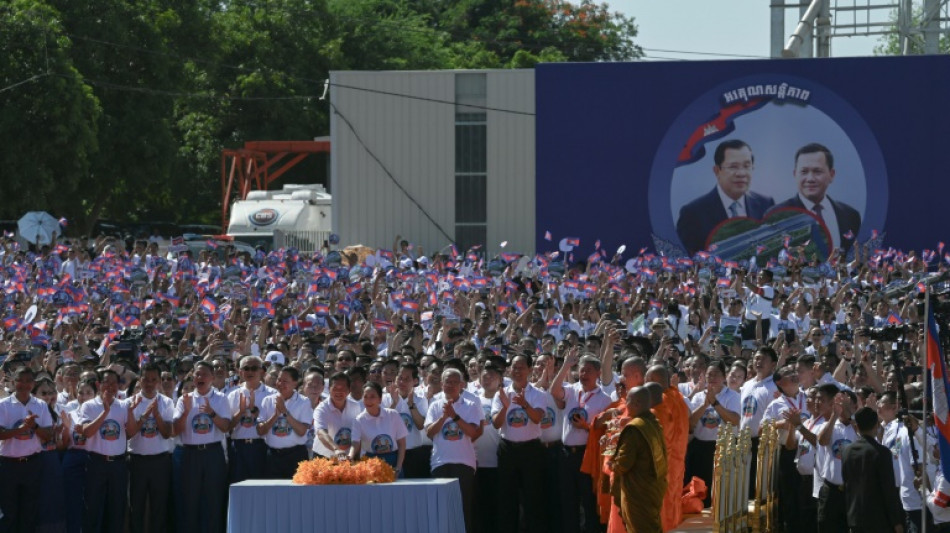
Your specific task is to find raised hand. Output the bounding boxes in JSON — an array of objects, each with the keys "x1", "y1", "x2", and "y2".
[
  {"x1": 512, "y1": 392, "x2": 528, "y2": 408},
  {"x1": 444, "y1": 400, "x2": 457, "y2": 420},
  {"x1": 238, "y1": 393, "x2": 248, "y2": 416},
  {"x1": 498, "y1": 387, "x2": 510, "y2": 408},
  {"x1": 783, "y1": 408, "x2": 803, "y2": 428},
  {"x1": 182, "y1": 393, "x2": 193, "y2": 414},
  {"x1": 198, "y1": 397, "x2": 215, "y2": 416}
]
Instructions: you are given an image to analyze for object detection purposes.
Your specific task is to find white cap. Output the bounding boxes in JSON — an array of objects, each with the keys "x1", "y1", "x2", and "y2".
[{"x1": 264, "y1": 350, "x2": 286, "y2": 366}]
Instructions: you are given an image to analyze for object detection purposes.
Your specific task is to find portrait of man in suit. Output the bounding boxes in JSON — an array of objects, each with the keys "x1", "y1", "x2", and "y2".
[
  {"x1": 769, "y1": 143, "x2": 862, "y2": 253},
  {"x1": 675, "y1": 139, "x2": 775, "y2": 255}
]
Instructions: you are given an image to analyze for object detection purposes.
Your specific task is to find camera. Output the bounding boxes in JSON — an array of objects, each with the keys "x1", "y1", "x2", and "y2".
[{"x1": 867, "y1": 325, "x2": 912, "y2": 342}]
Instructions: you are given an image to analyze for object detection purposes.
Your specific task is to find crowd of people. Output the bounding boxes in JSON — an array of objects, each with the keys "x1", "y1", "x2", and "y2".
[{"x1": 1, "y1": 231, "x2": 949, "y2": 533}]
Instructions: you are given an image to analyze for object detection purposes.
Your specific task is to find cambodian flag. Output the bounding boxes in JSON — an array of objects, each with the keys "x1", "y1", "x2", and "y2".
[
  {"x1": 373, "y1": 319, "x2": 394, "y2": 332},
  {"x1": 401, "y1": 301, "x2": 419, "y2": 313},
  {"x1": 565, "y1": 237, "x2": 580, "y2": 247},
  {"x1": 886, "y1": 312, "x2": 903, "y2": 325},
  {"x1": 544, "y1": 231, "x2": 552, "y2": 242},
  {"x1": 843, "y1": 230, "x2": 855, "y2": 240},
  {"x1": 200, "y1": 297, "x2": 217, "y2": 316},
  {"x1": 717, "y1": 277, "x2": 732, "y2": 288},
  {"x1": 927, "y1": 304, "x2": 950, "y2": 482},
  {"x1": 313, "y1": 303, "x2": 329, "y2": 317},
  {"x1": 283, "y1": 316, "x2": 299, "y2": 335}
]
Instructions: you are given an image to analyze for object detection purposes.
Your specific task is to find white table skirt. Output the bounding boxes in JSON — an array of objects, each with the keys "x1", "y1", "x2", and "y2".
[{"x1": 227, "y1": 478, "x2": 465, "y2": 533}]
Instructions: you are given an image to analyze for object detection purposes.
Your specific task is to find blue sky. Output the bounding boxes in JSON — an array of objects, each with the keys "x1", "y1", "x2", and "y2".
[{"x1": 611, "y1": 0, "x2": 888, "y2": 61}]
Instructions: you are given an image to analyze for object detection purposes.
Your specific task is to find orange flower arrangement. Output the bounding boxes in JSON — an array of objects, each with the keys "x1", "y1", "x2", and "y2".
[{"x1": 293, "y1": 457, "x2": 397, "y2": 485}]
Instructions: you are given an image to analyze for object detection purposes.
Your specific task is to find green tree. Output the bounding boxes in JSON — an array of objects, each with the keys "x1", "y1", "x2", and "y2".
[
  {"x1": 429, "y1": 0, "x2": 641, "y2": 64},
  {"x1": 0, "y1": 0, "x2": 100, "y2": 220},
  {"x1": 874, "y1": 9, "x2": 949, "y2": 55}
]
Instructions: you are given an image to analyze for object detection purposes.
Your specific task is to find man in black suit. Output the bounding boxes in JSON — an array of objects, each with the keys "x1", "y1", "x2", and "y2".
[
  {"x1": 769, "y1": 143, "x2": 862, "y2": 253},
  {"x1": 676, "y1": 139, "x2": 775, "y2": 255},
  {"x1": 842, "y1": 407, "x2": 905, "y2": 533}
]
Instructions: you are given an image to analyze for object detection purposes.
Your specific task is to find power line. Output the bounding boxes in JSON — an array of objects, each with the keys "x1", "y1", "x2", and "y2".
[
  {"x1": 0, "y1": 73, "x2": 48, "y2": 94},
  {"x1": 328, "y1": 81, "x2": 534, "y2": 116},
  {"x1": 64, "y1": 33, "x2": 535, "y2": 115},
  {"x1": 329, "y1": 100, "x2": 456, "y2": 245},
  {"x1": 641, "y1": 47, "x2": 770, "y2": 59}
]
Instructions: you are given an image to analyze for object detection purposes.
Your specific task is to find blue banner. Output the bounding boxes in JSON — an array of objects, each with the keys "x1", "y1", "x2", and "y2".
[{"x1": 536, "y1": 56, "x2": 950, "y2": 261}]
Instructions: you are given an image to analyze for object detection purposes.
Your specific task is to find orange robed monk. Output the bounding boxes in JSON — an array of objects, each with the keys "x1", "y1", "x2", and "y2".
[{"x1": 645, "y1": 367, "x2": 690, "y2": 532}]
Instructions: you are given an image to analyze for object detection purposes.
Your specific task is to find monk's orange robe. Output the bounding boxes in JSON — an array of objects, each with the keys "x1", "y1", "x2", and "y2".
[
  {"x1": 580, "y1": 399, "x2": 623, "y2": 525},
  {"x1": 651, "y1": 387, "x2": 690, "y2": 532}
]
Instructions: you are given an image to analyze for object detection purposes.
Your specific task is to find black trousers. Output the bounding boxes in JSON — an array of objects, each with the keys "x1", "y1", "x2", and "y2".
[
  {"x1": 475, "y1": 467, "x2": 499, "y2": 533},
  {"x1": 559, "y1": 444, "x2": 599, "y2": 533},
  {"x1": 264, "y1": 445, "x2": 308, "y2": 479},
  {"x1": 433, "y1": 463, "x2": 476, "y2": 533},
  {"x1": 0, "y1": 454, "x2": 43, "y2": 533},
  {"x1": 541, "y1": 442, "x2": 562, "y2": 533},
  {"x1": 799, "y1": 474, "x2": 818, "y2": 533},
  {"x1": 129, "y1": 452, "x2": 172, "y2": 533},
  {"x1": 685, "y1": 439, "x2": 716, "y2": 507},
  {"x1": 84, "y1": 453, "x2": 129, "y2": 533},
  {"x1": 404, "y1": 445, "x2": 432, "y2": 479},
  {"x1": 181, "y1": 445, "x2": 227, "y2": 533},
  {"x1": 497, "y1": 438, "x2": 545, "y2": 533},
  {"x1": 777, "y1": 447, "x2": 801, "y2": 532},
  {"x1": 229, "y1": 438, "x2": 267, "y2": 483},
  {"x1": 818, "y1": 481, "x2": 848, "y2": 533}
]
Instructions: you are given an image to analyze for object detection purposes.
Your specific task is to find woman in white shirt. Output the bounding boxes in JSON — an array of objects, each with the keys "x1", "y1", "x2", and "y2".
[
  {"x1": 350, "y1": 382, "x2": 408, "y2": 475},
  {"x1": 686, "y1": 359, "x2": 741, "y2": 507}
]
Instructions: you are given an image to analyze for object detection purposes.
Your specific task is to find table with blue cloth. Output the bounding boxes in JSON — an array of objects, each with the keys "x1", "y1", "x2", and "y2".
[{"x1": 227, "y1": 478, "x2": 465, "y2": 533}]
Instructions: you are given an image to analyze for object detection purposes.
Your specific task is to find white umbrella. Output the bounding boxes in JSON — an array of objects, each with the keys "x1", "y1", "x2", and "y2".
[{"x1": 17, "y1": 211, "x2": 61, "y2": 245}]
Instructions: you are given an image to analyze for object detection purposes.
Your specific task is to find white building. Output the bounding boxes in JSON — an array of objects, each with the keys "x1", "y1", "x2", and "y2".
[{"x1": 329, "y1": 69, "x2": 536, "y2": 258}]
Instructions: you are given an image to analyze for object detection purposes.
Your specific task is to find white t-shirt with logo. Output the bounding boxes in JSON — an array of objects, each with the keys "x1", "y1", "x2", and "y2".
[
  {"x1": 259, "y1": 391, "x2": 313, "y2": 448},
  {"x1": 382, "y1": 392, "x2": 429, "y2": 450},
  {"x1": 173, "y1": 389, "x2": 231, "y2": 446},
  {"x1": 689, "y1": 388, "x2": 741, "y2": 441},
  {"x1": 475, "y1": 394, "x2": 501, "y2": 468},
  {"x1": 228, "y1": 383, "x2": 276, "y2": 440},
  {"x1": 745, "y1": 285, "x2": 775, "y2": 320},
  {"x1": 313, "y1": 398, "x2": 361, "y2": 455},
  {"x1": 740, "y1": 376, "x2": 778, "y2": 437},
  {"x1": 127, "y1": 393, "x2": 175, "y2": 455},
  {"x1": 560, "y1": 383, "x2": 611, "y2": 446},
  {"x1": 353, "y1": 408, "x2": 409, "y2": 456},
  {"x1": 882, "y1": 419, "x2": 924, "y2": 511},
  {"x1": 67, "y1": 410, "x2": 88, "y2": 450},
  {"x1": 425, "y1": 395, "x2": 482, "y2": 470},
  {"x1": 79, "y1": 397, "x2": 130, "y2": 456},
  {"x1": 796, "y1": 415, "x2": 824, "y2": 476},
  {"x1": 814, "y1": 418, "x2": 857, "y2": 488},
  {"x1": 762, "y1": 390, "x2": 809, "y2": 444},
  {"x1": 0, "y1": 394, "x2": 53, "y2": 458},
  {"x1": 491, "y1": 383, "x2": 546, "y2": 442},
  {"x1": 539, "y1": 390, "x2": 563, "y2": 444}
]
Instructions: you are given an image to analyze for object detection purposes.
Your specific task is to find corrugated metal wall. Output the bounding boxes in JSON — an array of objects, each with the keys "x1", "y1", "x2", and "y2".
[{"x1": 330, "y1": 69, "x2": 535, "y2": 258}]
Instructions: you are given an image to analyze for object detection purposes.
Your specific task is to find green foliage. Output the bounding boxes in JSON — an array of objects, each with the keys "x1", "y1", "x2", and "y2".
[
  {"x1": 0, "y1": 0, "x2": 100, "y2": 220},
  {"x1": 874, "y1": 8, "x2": 950, "y2": 55},
  {"x1": 0, "y1": 0, "x2": 640, "y2": 229}
]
